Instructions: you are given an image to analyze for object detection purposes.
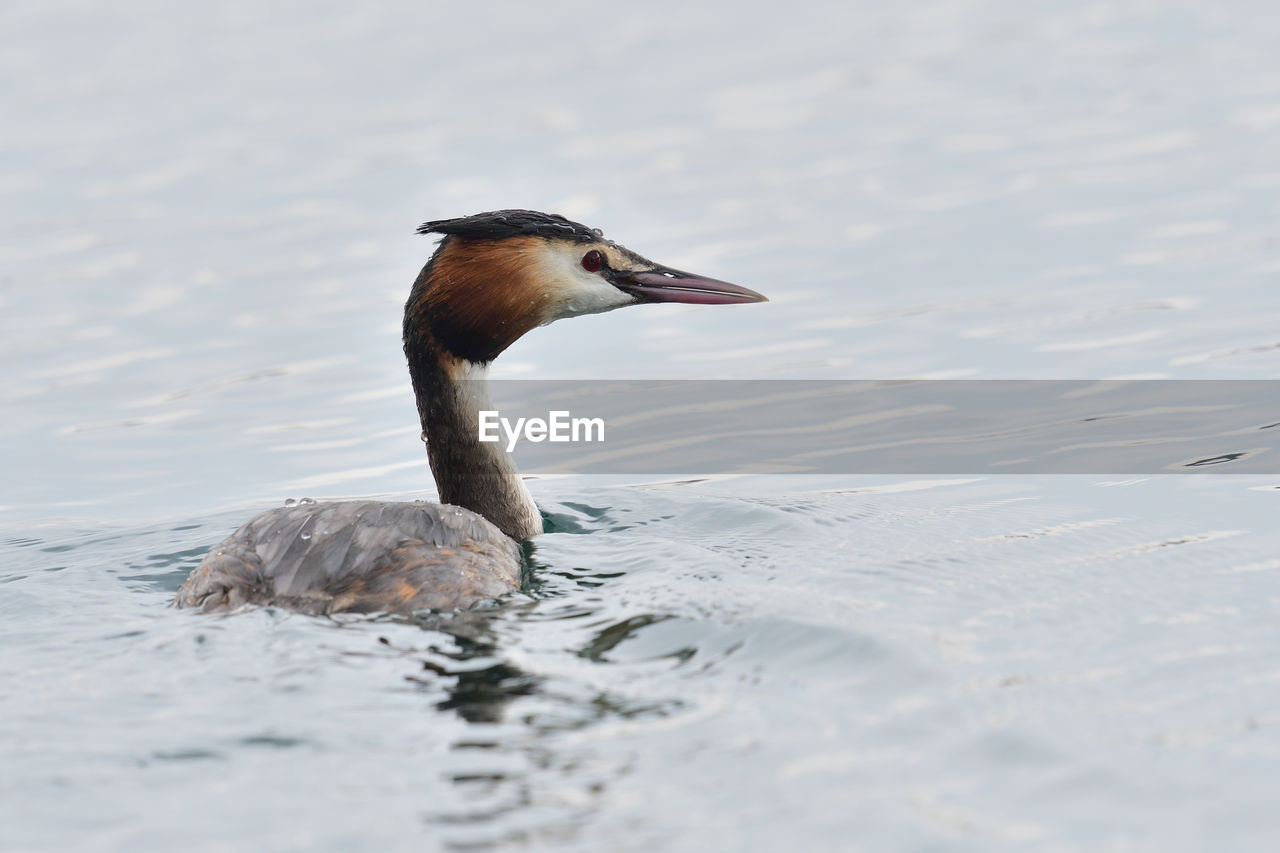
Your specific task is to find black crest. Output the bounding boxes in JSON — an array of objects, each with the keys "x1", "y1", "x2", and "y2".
[{"x1": 417, "y1": 209, "x2": 603, "y2": 243}]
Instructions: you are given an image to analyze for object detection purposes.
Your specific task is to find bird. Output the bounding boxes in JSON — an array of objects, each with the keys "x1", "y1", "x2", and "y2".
[{"x1": 175, "y1": 209, "x2": 766, "y2": 615}]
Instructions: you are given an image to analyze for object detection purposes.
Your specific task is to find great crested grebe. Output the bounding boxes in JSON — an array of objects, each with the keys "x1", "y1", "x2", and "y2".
[{"x1": 176, "y1": 210, "x2": 766, "y2": 614}]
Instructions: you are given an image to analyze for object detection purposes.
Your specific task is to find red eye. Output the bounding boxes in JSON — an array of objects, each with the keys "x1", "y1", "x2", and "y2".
[{"x1": 581, "y1": 250, "x2": 604, "y2": 272}]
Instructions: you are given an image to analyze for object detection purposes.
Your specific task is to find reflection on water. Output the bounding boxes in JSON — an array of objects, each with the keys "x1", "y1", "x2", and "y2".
[
  {"x1": 5, "y1": 476, "x2": 1280, "y2": 850},
  {"x1": 5, "y1": 0, "x2": 1280, "y2": 849}
]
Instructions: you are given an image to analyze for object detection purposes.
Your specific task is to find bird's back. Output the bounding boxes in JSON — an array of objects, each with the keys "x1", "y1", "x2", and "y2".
[{"x1": 176, "y1": 501, "x2": 523, "y2": 614}]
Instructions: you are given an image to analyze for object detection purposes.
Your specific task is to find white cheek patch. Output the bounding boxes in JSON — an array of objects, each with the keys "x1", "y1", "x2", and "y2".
[{"x1": 535, "y1": 242, "x2": 636, "y2": 323}]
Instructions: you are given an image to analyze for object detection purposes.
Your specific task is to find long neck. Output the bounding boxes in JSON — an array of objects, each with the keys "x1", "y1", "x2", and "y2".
[{"x1": 404, "y1": 315, "x2": 542, "y2": 542}]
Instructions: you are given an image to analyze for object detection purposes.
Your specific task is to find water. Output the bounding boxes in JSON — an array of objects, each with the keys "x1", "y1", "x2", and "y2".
[{"x1": 3, "y1": 1, "x2": 1280, "y2": 849}]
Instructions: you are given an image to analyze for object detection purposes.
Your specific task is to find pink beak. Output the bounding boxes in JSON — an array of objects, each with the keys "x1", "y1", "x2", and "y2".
[{"x1": 614, "y1": 266, "x2": 767, "y2": 305}]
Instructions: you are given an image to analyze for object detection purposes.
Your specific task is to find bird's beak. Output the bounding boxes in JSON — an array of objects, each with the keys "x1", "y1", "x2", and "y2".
[{"x1": 614, "y1": 265, "x2": 767, "y2": 305}]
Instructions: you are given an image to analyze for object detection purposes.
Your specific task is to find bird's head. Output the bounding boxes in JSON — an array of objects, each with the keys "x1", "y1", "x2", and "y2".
[{"x1": 405, "y1": 209, "x2": 766, "y2": 364}]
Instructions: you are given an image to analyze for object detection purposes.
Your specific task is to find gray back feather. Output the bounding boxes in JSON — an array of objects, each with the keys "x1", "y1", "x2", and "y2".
[{"x1": 176, "y1": 500, "x2": 523, "y2": 614}]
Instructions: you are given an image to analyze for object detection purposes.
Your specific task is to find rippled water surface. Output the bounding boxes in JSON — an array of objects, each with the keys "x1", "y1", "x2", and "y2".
[{"x1": 4, "y1": 1, "x2": 1280, "y2": 850}]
